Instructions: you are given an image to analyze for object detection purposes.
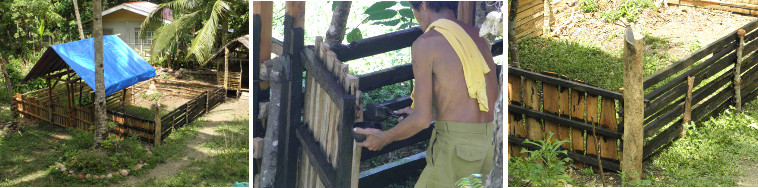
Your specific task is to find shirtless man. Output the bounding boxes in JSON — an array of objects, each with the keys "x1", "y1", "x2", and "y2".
[{"x1": 354, "y1": 1, "x2": 498, "y2": 187}]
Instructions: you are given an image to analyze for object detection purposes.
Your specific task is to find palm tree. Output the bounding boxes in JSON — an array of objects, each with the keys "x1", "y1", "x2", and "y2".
[
  {"x1": 140, "y1": 0, "x2": 244, "y2": 65},
  {"x1": 93, "y1": 0, "x2": 107, "y2": 147}
]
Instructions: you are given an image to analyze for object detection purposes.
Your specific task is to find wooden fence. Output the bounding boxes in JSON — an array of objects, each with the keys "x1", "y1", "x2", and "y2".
[
  {"x1": 513, "y1": 0, "x2": 573, "y2": 39},
  {"x1": 641, "y1": 19, "x2": 758, "y2": 159},
  {"x1": 507, "y1": 68, "x2": 623, "y2": 171},
  {"x1": 13, "y1": 79, "x2": 226, "y2": 145}
]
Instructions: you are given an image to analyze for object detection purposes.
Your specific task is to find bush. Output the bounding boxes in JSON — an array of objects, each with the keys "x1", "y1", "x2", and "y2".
[
  {"x1": 60, "y1": 130, "x2": 150, "y2": 175},
  {"x1": 580, "y1": 0, "x2": 599, "y2": 12},
  {"x1": 599, "y1": 0, "x2": 656, "y2": 23},
  {"x1": 509, "y1": 133, "x2": 573, "y2": 187}
]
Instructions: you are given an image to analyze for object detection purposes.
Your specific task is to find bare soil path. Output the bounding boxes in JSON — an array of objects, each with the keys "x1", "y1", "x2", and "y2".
[{"x1": 117, "y1": 92, "x2": 249, "y2": 186}]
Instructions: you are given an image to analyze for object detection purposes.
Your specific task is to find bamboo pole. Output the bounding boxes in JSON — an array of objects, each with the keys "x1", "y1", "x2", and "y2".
[{"x1": 621, "y1": 26, "x2": 644, "y2": 179}]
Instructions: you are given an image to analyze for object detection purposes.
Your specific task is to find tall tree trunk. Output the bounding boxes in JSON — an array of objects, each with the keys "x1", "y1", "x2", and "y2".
[
  {"x1": 485, "y1": 69, "x2": 504, "y2": 188},
  {"x1": 508, "y1": 0, "x2": 519, "y2": 68},
  {"x1": 0, "y1": 52, "x2": 15, "y2": 118},
  {"x1": 93, "y1": 0, "x2": 107, "y2": 147},
  {"x1": 325, "y1": 1, "x2": 351, "y2": 46},
  {"x1": 73, "y1": 0, "x2": 85, "y2": 40}
]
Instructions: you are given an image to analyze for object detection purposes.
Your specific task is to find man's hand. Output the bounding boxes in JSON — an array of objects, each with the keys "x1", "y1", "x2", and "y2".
[
  {"x1": 354, "y1": 127, "x2": 392, "y2": 151},
  {"x1": 394, "y1": 107, "x2": 413, "y2": 122}
]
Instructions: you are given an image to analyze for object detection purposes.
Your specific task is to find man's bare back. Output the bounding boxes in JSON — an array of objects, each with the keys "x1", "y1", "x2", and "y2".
[{"x1": 416, "y1": 19, "x2": 498, "y2": 124}]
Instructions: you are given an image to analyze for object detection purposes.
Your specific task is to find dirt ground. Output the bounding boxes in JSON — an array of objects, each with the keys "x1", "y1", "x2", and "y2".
[
  {"x1": 117, "y1": 92, "x2": 248, "y2": 186},
  {"x1": 552, "y1": 0, "x2": 754, "y2": 61},
  {"x1": 546, "y1": 0, "x2": 758, "y2": 186}
]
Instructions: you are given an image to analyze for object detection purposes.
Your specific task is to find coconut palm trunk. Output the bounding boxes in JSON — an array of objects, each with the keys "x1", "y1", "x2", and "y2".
[
  {"x1": 74, "y1": 0, "x2": 85, "y2": 40},
  {"x1": 93, "y1": 0, "x2": 107, "y2": 147}
]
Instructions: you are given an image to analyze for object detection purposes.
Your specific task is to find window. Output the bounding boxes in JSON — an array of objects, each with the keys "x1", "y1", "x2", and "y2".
[
  {"x1": 104, "y1": 28, "x2": 114, "y2": 35},
  {"x1": 134, "y1": 28, "x2": 153, "y2": 45}
]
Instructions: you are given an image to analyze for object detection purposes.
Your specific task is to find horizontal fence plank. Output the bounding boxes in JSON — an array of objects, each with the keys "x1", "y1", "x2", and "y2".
[
  {"x1": 358, "y1": 64, "x2": 412, "y2": 92},
  {"x1": 510, "y1": 67, "x2": 624, "y2": 101},
  {"x1": 643, "y1": 124, "x2": 683, "y2": 160},
  {"x1": 644, "y1": 19, "x2": 758, "y2": 88},
  {"x1": 509, "y1": 104, "x2": 623, "y2": 139},
  {"x1": 645, "y1": 42, "x2": 736, "y2": 100},
  {"x1": 509, "y1": 136, "x2": 621, "y2": 172},
  {"x1": 358, "y1": 152, "x2": 426, "y2": 188},
  {"x1": 644, "y1": 101, "x2": 683, "y2": 138},
  {"x1": 295, "y1": 123, "x2": 337, "y2": 188},
  {"x1": 692, "y1": 87, "x2": 734, "y2": 121},
  {"x1": 329, "y1": 27, "x2": 422, "y2": 62}
]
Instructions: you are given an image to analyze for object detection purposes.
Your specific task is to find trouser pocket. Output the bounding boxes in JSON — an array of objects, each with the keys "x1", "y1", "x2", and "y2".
[{"x1": 454, "y1": 144, "x2": 487, "y2": 175}]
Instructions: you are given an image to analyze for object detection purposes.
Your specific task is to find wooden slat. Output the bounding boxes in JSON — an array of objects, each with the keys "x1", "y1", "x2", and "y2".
[
  {"x1": 558, "y1": 86, "x2": 572, "y2": 149},
  {"x1": 515, "y1": 3, "x2": 544, "y2": 22},
  {"x1": 525, "y1": 78, "x2": 543, "y2": 140},
  {"x1": 571, "y1": 90, "x2": 586, "y2": 153},
  {"x1": 543, "y1": 82, "x2": 560, "y2": 139},
  {"x1": 585, "y1": 95, "x2": 599, "y2": 157},
  {"x1": 508, "y1": 75, "x2": 526, "y2": 158},
  {"x1": 599, "y1": 98, "x2": 619, "y2": 160},
  {"x1": 295, "y1": 124, "x2": 336, "y2": 188},
  {"x1": 515, "y1": 15, "x2": 544, "y2": 35}
]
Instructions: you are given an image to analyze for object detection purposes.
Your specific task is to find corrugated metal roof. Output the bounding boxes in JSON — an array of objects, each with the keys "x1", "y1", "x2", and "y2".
[{"x1": 102, "y1": 1, "x2": 173, "y2": 22}]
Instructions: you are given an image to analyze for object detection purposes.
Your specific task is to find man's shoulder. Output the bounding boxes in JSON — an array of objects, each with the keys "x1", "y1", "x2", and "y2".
[{"x1": 412, "y1": 31, "x2": 447, "y2": 53}]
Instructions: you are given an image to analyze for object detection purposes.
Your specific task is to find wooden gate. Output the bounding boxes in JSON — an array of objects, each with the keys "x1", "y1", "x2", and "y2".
[
  {"x1": 508, "y1": 67, "x2": 623, "y2": 171},
  {"x1": 295, "y1": 37, "x2": 362, "y2": 188}
]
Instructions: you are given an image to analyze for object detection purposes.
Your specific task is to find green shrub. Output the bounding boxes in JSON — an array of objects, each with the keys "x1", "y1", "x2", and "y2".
[
  {"x1": 580, "y1": 0, "x2": 599, "y2": 12},
  {"x1": 61, "y1": 132, "x2": 150, "y2": 175},
  {"x1": 599, "y1": 0, "x2": 656, "y2": 23},
  {"x1": 509, "y1": 132, "x2": 573, "y2": 187}
]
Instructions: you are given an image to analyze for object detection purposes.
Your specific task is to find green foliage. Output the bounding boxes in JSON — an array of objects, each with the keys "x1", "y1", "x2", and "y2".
[
  {"x1": 619, "y1": 171, "x2": 652, "y2": 186},
  {"x1": 344, "y1": 1, "x2": 418, "y2": 44},
  {"x1": 599, "y1": 0, "x2": 656, "y2": 23},
  {"x1": 140, "y1": 0, "x2": 249, "y2": 65},
  {"x1": 346, "y1": 27, "x2": 363, "y2": 43},
  {"x1": 60, "y1": 131, "x2": 150, "y2": 175},
  {"x1": 651, "y1": 100, "x2": 758, "y2": 186},
  {"x1": 580, "y1": 0, "x2": 599, "y2": 13},
  {"x1": 455, "y1": 174, "x2": 483, "y2": 188},
  {"x1": 509, "y1": 133, "x2": 573, "y2": 187}
]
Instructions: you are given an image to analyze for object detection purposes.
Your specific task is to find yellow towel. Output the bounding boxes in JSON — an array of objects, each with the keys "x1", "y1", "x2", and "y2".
[{"x1": 411, "y1": 19, "x2": 490, "y2": 112}]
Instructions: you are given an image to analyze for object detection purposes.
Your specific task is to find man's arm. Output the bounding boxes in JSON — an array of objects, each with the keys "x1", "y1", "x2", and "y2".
[{"x1": 355, "y1": 38, "x2": 435, "y2": 151}]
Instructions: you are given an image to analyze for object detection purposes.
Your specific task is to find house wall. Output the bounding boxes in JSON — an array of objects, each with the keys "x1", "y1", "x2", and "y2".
[{"x1": 103, "y1": 9, "x2": 151, "y2": 55}]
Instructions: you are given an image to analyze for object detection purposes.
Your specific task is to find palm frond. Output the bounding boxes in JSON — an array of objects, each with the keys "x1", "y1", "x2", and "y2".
[
  {"x1": 185, "y1": 0, "x2": 230, "y2": 63},
  {"x1": 139, "y1": 7, "x2": 170, "y2": 40},
  {"x1": 150, "y1": 11, "x2": 202, "y2": 57}
]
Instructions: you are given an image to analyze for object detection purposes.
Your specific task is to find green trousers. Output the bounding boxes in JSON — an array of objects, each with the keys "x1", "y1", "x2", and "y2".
[{"x1": 414, "y1": 121, "x2": 495, "y2": 188}]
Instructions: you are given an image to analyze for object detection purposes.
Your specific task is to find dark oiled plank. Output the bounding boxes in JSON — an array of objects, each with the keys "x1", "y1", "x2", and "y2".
[
  {"x1": 330, "y1": 27, "x2": 423, "y2": 62},
  {"x1": 691, "y1": 72, "x2": 733, "y2": 106},
  {"x1": 509, "y1": 104, "x2": 622, "y2": 139},
  {"x1": 510, "y1": 67, "x2": 624, "y2": 101},
  {"x1": 295, "y1": 124, "x2": 337, "y2": 188},
  {"x1": 335, "y1": 96, "x2": 356, "y2": 188},
  {"x1": 643, "y1": 124, "x2": 683, "y2": 160},
  {"x1": 644, "y1": 102, "x2": 683, "y2": 138},
  {"x1": 378, "y1": 96, "x2": 412, "y2": 111},
  {"x1": 358, "y1": 64, "x2": 412, "y2": 92},
  {"x1": 509, "y1": 136, "x2": 621, "y2": 172},
  {"x1": 691, "y1": 87, "x2": 734, "y2": 121},
  {"x1": 358, "y1": 152, "x2": 426, "y2": 188},
  {"x1": 645, "y1": 42, "x2": 736, "y2": 100},
  {"x1": 644, "y1": 19, "x2": 758, "y2": 88}
]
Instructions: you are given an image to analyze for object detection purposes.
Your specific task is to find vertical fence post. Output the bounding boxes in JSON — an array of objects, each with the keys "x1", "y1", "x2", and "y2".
[
  {"x1": 543, "y1": 0, "x2": 551, "y2": 36},
  {"x1": 153, "y1": 101, "x2": 162, "y2": 146},
  {"x1": 736, "y1": 29, "x2": 746, "y2": 111},
  {"x1": 684, "y1": 76, "x2": 694, "y2": 125},
  {"x1": 206, "y1": 92, "x2": 210, "y2": 114},
  {"x1": 622, "y1": 26, "x2": 644, "y2": 179}
]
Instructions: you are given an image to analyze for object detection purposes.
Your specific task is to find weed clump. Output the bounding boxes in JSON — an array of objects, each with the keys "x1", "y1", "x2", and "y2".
[{"x1": 509, "y1": 133, "x2": 573, "y2": 186}]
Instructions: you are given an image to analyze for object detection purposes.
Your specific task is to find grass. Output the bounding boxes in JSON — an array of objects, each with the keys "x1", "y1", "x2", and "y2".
[
  {"x1": 580, "y1": 0, "x2": 599, "y2": 13},
  {"x1": 648, "y1": 100, "x2": 758, "y2": 186},
  {"x1": 599, "y1": 0, "x2": 657, "y2": 23},
  {"x1": 518, "y1": 37, "x2": 675, "y2": 91},
  {"x1": 0, "y1": 117, "x2": 203, "y2": 186},
  {"x1": 141, "y1": 118, "x2": 249, "y2": 186}
]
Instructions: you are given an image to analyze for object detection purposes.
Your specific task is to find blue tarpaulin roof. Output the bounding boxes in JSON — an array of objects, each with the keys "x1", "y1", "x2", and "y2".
[{"x1": 23, "y1": 35, "x2": 156, "y2": 96}]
